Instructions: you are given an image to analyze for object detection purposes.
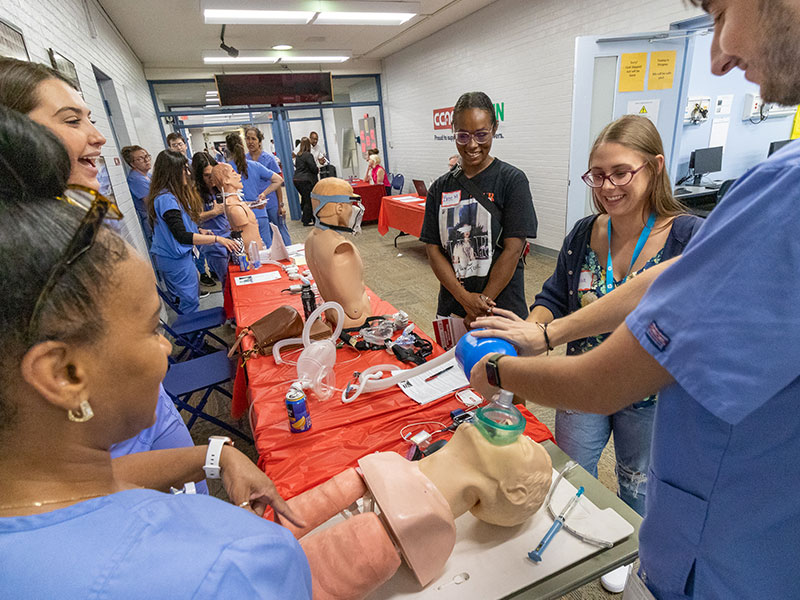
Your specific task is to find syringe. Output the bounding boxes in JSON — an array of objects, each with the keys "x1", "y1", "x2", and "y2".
[{"x1": 527, "y1": 486, "x2": 585, "y2": 562}]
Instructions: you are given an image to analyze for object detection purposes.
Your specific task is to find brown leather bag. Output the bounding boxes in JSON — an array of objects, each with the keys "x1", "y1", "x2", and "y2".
[{"x1": 228, "y1": 305, "x2": 331, "y2": 363}]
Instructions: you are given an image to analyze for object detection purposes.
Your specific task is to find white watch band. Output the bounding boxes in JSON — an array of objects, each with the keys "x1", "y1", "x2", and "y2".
[{"x1": 203, "y1": 437, "x2": 231, "y2": 479}]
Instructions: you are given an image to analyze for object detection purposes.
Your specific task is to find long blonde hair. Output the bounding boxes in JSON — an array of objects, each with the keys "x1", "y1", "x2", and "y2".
[{"x1": 589, "y1": 115, "x2": 685, "y2": 217}]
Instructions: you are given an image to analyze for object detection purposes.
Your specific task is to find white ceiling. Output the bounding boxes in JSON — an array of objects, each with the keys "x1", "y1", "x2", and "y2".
[{"x1": 97, "y1": 0, "x2": 497, "y2": 78}]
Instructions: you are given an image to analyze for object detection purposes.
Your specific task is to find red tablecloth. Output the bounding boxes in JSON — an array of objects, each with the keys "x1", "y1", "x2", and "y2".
[
  {"x1": 228, "y1": 262, "x2": 554, "y2": 499},
  {"x1": 351, "y1": 179, "x2": 386, "y2": 224},
  {"x1": 377, "y1": 194, "x2": 426, "y2": 237}
]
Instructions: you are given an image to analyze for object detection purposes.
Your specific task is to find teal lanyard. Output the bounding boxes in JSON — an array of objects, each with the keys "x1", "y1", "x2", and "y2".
[{"x1": 606, "y1": 212, "x2": 656, "y2": 293}]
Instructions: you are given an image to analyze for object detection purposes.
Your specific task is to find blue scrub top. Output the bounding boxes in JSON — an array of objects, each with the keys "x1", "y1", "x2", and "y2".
[
  {"x1": 248, "y1": 150, "x2": 280, "y2": 175},
  {"x1": 126, "y1": 170, "x2": 150, "y2": 216},
  {"x1": 626, "y1": 140, "x2": 800, "y2": 599},
  {"x1": 202, "y1": 191, "x2": 231, "y2": 237},
  {"x1": 149, "y1": 191, "x2": 198, "y2": 260},
  {"x1": 229, "y1": 159, "x2": 277, "y2": 216},
  {"x1": 0, "y1": 489, "x2": 312, "y2": 598}
]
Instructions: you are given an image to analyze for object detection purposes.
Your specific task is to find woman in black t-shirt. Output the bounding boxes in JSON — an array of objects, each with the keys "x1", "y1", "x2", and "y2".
[{"x1": 419, "y1": 91, "x2": 537, "y2": 325}]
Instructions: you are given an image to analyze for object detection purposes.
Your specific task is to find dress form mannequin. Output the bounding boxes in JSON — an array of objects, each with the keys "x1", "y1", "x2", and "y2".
[
  {"x1": 304, "y1": 178, "x2": 371, "y2": 328},
  {"x1": 211, "y1": 163, "x2": 264, "y2": 250},
  {"x1": 275, "y1": 424, "x2": 552, "y2": 599}
]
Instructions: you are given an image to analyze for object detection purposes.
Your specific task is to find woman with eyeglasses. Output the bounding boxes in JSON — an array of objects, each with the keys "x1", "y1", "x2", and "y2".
[
  {"x1": 244, "y1": 126, "x2": 292, "y2": 247},
  {"x1": 147, "y1": 150, "x2": 238, "y2": 314},
  {"x1": 473, "y1": 115, "x2": 702, "y2": 519},
  {"x1": 419, "y1": 91, "x2": 538, "y2": 326},
  {"x1": 0, "y1": 108, "x2": 311, "y2": 598},
  {"x1": 226, "y1": 132, "x2": 283, "y2": 247},
  {"x1": 192, "y1": 152, "x2": 232, "y2": 290}
]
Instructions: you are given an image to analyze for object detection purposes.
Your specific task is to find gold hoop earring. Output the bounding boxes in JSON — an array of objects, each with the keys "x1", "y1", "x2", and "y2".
[{"x1": 67, "y1": 400, "x2": 94, "y2": 423}]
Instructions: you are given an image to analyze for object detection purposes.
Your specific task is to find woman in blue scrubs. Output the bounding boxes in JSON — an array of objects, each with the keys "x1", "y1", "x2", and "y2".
[
  {"x1": 147, "y1": 150, "x2": 238, "y2": 313},
  {"x1": 192, "y1": 152, "x2": 231, "y2": 290},
  {"x1": 245, "y1": 126, "x2": 292, "y2": 246},
  {"x1": 225, "y1": 132, "x2": 283, "y2": 249}
]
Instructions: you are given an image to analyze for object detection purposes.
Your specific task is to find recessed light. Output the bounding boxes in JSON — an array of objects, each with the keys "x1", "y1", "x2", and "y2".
[{"x1": 272, "y1": 44, "x2": 293, "y2": 50}]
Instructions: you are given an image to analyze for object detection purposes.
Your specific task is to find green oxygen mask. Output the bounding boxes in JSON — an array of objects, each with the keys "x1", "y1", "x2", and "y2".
[{"x1": 473, "y1": 389, "x2": 525, "y2": 445}]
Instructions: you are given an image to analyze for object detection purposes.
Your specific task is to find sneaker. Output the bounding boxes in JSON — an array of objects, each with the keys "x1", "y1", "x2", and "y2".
[
  {"x1": 601, "y1": 564, "x2": 631, "y2": 594},
  {"x1": 210, "y1": 271, "x2": 219, "y2": 282},
  {"x1": 199, "y1": 290, "x2": 210, "y2": 299},
  {"x1": 200, "y1": 273, "x2": 216, "y2": 287}
]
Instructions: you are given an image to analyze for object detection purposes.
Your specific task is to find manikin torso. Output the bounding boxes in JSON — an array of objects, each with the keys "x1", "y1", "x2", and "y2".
[{"x1": 211, "y1": 163, "x2": 264, "y2": 251}]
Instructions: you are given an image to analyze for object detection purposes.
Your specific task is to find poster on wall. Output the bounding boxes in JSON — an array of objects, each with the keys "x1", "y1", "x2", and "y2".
[
  {"x1": 0, "y1": 18, "x2": 29, "y2": 61},
  {"x1": 48, "y1": 48, "x2": 81, "y2": 92},
  {"x1": 647, "y1": 51, "x2": 676, "y2": 90},
  {"x1": 627, "y1": 99, "x2": 660, "y2": 124},
  {"x1": 619, "y1": 53, "x2": 647, "y2": 93},
  {"x1": 358, "y1": 115, "x2": 377, "y2": 159}
]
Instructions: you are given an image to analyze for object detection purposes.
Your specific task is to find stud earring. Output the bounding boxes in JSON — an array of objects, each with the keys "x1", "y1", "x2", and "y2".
[{"x1": 67, "y1": 399, "x2": 94, "y2": 423}]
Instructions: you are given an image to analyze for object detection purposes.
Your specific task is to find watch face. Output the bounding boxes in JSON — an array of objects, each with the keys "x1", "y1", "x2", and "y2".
[{"x1": 486, "y1": 355, "x2": 502, "y2": 387}]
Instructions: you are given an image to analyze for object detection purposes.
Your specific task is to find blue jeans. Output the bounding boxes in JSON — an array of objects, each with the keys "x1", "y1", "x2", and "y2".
[{"x1": 555, "y1": 397, "x2": 656, "y2": 516}]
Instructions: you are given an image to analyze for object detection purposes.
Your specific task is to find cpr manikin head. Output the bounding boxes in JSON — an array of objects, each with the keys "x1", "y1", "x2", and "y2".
[
  {"x1": 304, "y1": 178, "x2": 371, "y2": 328},
  {"x1": 210, "y1": 162, "x2": 242, "y2": 191},
  {"x1": 212, "y1": 163, "x2": 264, "y2": 250},
  {"x1": 418, "y1": 423, "x2": 552, "y2": 527},
  {"x1": 310, "y1": 177, "x2": 365, "y2": 234}
]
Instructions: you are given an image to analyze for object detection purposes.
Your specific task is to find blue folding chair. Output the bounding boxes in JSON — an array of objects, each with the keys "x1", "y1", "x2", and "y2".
[
  {"x1": 157, "y1": 285, "x2": 228, "y2": 360},
  {"x1": 162, "y1": 351, "x2": 252, "y2": 443},
  {"x1": 391, "y1": 173, "x2": 405, "y2": 194}
]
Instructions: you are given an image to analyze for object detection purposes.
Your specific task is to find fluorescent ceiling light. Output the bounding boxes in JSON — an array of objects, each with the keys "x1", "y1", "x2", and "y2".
[
  {"x1": 272, "y1": 44, "x2": 293, "y2": 50},
  {"x1": 203, "y1": 55, "x2": 279, "y2": 64},
  {"x1": 314, "y1": 11, "x2": 415, "y2": 25},
  {"x1": 206, "y1": 91, "x2": 218, "y2": 96},
  {"x1": 278, "y1": 55, "x2": 350, "y2": 63},
  {"x1": 204, "y1": 9, "x2": 314, "y2": 24}
]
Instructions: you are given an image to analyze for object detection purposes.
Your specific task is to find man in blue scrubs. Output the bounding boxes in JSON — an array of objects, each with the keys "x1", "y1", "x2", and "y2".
[
  {"x1": 121, "y1": 145, "x2": 153, "y2": 246},
  {"x1": 469, "y1": 1, "x2": 800, "y2": 597}
]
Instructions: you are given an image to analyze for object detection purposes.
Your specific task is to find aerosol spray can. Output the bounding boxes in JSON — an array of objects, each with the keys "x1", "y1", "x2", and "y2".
[
  {"x1": 300, "y1": 277, "x2": 316, "y2": 319},
  {"x1": 285, "y1": 383, "x2": 311, "y2": 433}
]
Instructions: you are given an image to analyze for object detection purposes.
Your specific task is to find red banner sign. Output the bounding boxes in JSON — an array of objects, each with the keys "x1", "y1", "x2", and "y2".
[{"x1": 432, "y1": 106, "x2": 454, "y2": 130}]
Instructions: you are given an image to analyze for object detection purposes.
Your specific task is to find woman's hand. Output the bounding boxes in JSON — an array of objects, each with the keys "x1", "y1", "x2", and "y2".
[
  {"x1": 199, "y1": 228, "x2": 213, "y2": 235},
  {"x1": 212, "y1": 202, "x2": 225, "y2": 216},
  {"x1": 469, "y1": 354, "x2": 500, "y2": 399},
  {"x1": 220, "y1": 446, "x2": 306, "y2": 527},
  {"x1": 471, "y1": 307, "x2": 548, "y2": 356},
  {"x1": 278, "y1": 203, "x2": 286, "y2": 217},
  {"x1": 217, "y1": 237, "x2": 240, "y2": 252}
]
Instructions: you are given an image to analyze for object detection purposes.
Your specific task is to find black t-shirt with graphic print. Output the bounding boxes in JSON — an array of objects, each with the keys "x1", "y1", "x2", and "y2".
[{"x1": 420, "y1": 158, "x2": 537, "y2": 319}]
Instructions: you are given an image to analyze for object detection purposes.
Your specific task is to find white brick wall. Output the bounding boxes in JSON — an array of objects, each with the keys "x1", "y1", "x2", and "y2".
[
  {"x1": 381, "y1": 0, "x2": 703, "y2": 251},
  {"x1": 0, "y1": 0, "x2": 164, "y2": 255}
]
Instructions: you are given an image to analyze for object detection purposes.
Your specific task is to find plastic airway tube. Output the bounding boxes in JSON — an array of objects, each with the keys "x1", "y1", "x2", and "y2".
[
  {"x1": 273, "y1": 301, "x2": 345, "y2": 364},
  {"x1": 341, "y1": 347, "x2": 457, "y2": 403}
]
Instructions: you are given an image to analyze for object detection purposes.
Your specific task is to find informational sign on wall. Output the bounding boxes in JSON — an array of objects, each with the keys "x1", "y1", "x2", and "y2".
[
  {"x1": 619, "y1": 53, "x2": 647, "y2": 92},
  {"x1": 432, "y1": 102, "x2": 506, "y2": 141},
  {"x1": 648, "y1": 50, "x2": 676, "y2": 90},
  {"x1": 627, "y1": 99, "x2": 660, "y2": 124}
]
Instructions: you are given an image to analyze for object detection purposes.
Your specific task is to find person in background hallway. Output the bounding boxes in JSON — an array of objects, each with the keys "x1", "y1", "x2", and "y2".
[
  {"x1": 309, "y1": 131, "x2": 327, "y2": 166},
  {"x1": 293, "y1": 137, "x2": 318, "y2": 226},
  {"x1": 147, "y1": 150, "x2": 237, "y2": 313},
  {"x1": 245, "y1": 126, "x2": 291, "y2": 246},
  {"x1": 121, "y1": 145, "x2": 153, "y2": 246},
  {"x1": 225, "y1": 132, "x2": 283, "y2": 248},
  {"x1": 420, "y1": 91, "x2": 538, "y2": 326},
  {"x1": 166, "y1": 132, "x2": 190, "y2": 158},
  {"x1": 365, "y1": 152, "x2": 391, "y2": 195}
]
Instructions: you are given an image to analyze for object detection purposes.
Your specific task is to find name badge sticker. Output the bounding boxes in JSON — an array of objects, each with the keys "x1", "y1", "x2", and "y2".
[
  {"x1": 441, "y1": 190, "x2": 461, "y2": 207},
  {"x1": 578, "y1": 270, "x2": 593, "y2": 291}
]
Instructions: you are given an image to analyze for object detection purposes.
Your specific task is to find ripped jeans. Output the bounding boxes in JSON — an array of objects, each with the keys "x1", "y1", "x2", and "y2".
[{"x1": 555, "y1": 397, "x2": 656, "y2": 516}]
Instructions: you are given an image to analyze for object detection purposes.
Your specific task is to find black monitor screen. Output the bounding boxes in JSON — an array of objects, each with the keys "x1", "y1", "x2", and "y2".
[
  {"x1": 690, "y1": 146, "x2": 723, "y2": 175},
  {"x1": 215, "y1": 73, "x2": 333, "y2": 105},
  {"x1": 768, "y1": 139, "x2": 792, "y2": 156}
]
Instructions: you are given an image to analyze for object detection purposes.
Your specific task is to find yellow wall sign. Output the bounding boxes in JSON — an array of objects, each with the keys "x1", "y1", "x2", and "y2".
[
  {"x1": 619, "y1": 53, "x2": 647, "y2": 93},
  {"x1": 648, "y1": 50, "x2": 677, "y2": 90}
]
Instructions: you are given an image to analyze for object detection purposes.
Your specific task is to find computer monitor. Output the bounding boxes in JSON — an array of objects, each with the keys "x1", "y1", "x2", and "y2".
[
  {"x1": 412, "y1": 179, "x2": 428, "y2": 197},
  {"x1": 689, "y1": 146, "x2": 723, "y2": 185},
  {"x1": 768, "y1": 139, "x2": 792, "y2": 157}
]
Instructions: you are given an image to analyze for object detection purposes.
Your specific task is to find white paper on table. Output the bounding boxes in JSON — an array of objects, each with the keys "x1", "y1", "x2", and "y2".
[
  {"x1": 394, "y1": 196, "x2": 425, "y2": 203},
  {"x1": 709, "y1": 117, "x2": 730, "y2": 148},
  {"x1": 234, "y1": 271, "x2": 282, "y2": 286},
  {"x1": 285, "y1": 243, "x2": 305, "y2": 255},
  {"x1": 397, "y1": 358, "x2": 470, "y2": 405}
]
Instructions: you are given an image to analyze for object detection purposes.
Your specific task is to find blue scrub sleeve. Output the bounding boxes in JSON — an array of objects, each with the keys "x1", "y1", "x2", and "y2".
[{"x1": 626, "y1": 162, "x2": 800, "y2": 424}]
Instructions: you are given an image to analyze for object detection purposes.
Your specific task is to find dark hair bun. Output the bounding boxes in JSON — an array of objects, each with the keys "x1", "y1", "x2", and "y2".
[{"x1": 0, "y1": 105, "x2": 70, "y2": 199}]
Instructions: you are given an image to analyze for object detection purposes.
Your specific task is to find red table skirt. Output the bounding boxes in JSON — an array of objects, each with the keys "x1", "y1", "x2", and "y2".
[
  {"x1": 377, "y1": 194, "x2": 426, "y2": 238},
  {"x1": 351, "y1": 180, "x2": 387, "y2": 223}
]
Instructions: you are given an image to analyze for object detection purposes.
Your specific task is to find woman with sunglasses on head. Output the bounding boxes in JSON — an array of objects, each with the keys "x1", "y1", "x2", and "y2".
[
  {"x1": 0, "y1": 108, "x2": 311, "y2": 598},
  {"x1": 192, "y1": 152, "x2": 232, "y2": 290},
  {"x1": 147, "y1": 150, "x2": 238, "y2": 314},
  {"x1": 420, "y1": 91, "x2": 538, "y2": 327},
  {"x1": 226, "y1": 132, "x2": 283, "y2": 247},
  {"x1": 474, "y1": 115, "x2": 703, "y2": 520}
]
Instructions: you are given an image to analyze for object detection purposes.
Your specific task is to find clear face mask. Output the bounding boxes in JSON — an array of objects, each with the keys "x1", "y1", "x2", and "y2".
[{"x1": 311, "y1": 193, "x2": 364, "y2": 235}]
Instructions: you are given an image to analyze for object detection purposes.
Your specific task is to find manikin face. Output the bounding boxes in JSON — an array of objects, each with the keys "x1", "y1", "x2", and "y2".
[
  {"x1": 309, "y1": 132, "x2": 319, "y2": 147},
  {"x1": 245, "y1": 130, "x2": 262, "y2": 155},
  {"x1": 212, "y1": 162, "x2": 242, "y2": 191},
  {"x1": 706, "y1": 0, "x2": 800, "y2": 104},
  {"x1": 129, "y1": 149, "x2": 151, "y2": 174},
  {"x1": 588, "y1": 142, "x2": 660, "y2": 221},
  {"x1": 453, "y1": 108, "x2": 495, "y2": 174},
  {"x1": 28, "y1": 78, "x2": 107, "y2": 190},
  {"x1": 168, "y1": 137, "x2": 187, "y2": 153},
  {"x1": 80, "y1": 252, "x2": 171, "y2": 444}
]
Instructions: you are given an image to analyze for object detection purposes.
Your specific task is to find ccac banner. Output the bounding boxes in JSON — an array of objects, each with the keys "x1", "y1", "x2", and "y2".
[{"x1": 432, "y1": 102, "x2": 505, "y2": 141}]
